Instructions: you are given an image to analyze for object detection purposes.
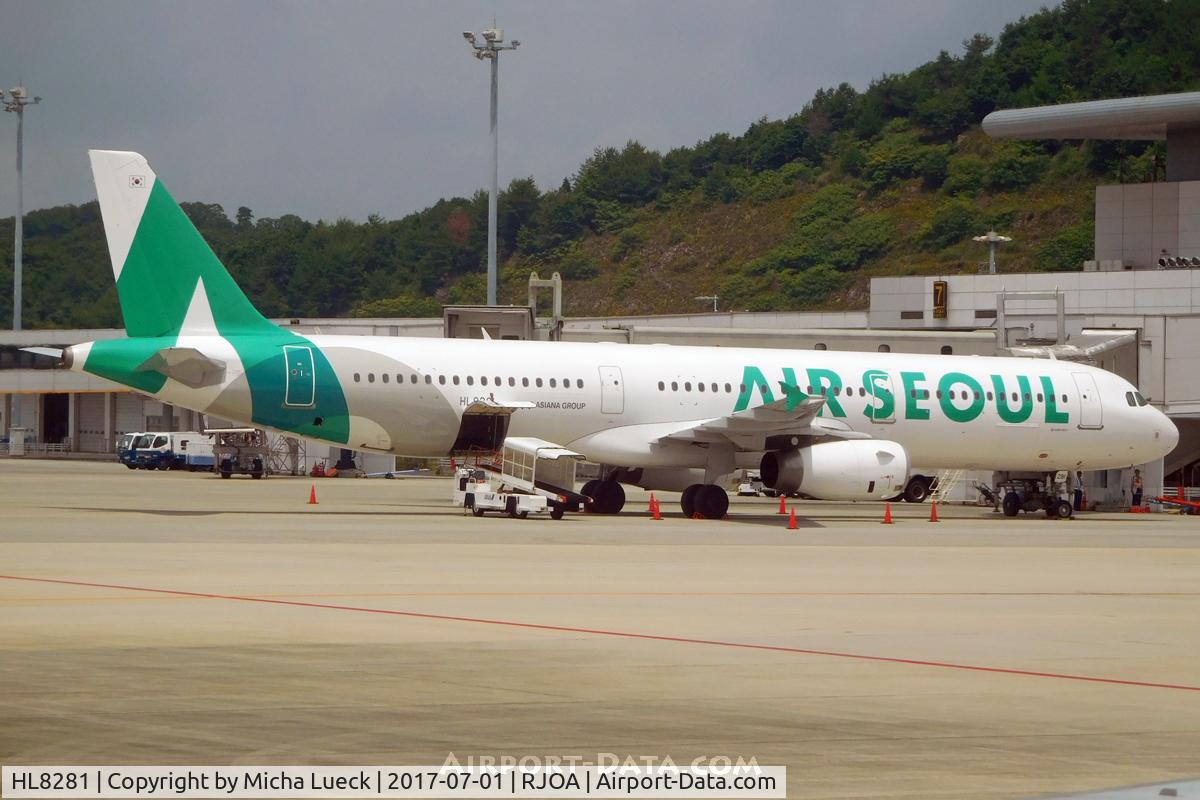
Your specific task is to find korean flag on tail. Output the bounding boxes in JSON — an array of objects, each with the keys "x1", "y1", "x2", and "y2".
[{"x1": 128, "y1": 174, "x2": 147, "y2": 188}]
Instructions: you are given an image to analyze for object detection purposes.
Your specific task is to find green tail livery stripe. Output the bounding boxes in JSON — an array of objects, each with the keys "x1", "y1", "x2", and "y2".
[{"x1": 85, "y1": 169, "x2": 350, "y2": 443}]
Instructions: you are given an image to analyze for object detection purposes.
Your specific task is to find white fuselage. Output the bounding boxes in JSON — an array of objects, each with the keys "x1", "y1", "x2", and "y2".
[{"x1": 135, "y1": 335, "x2": 1177, "y2": 474}]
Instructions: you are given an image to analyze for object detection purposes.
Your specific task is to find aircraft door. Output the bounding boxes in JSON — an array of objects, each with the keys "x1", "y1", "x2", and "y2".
[
  {"x1": 864, "y1": 369, "x2": 896, "y2": 423},
  {"x1": 283, "y1": 345, "x2": 316, "y2": 407},
  {"x1": 598, "y1": 366, "x2": 624, "y2": 414},
  {"x1": 1072, "y1": 372, "x2": 1103, "y2": 429}
]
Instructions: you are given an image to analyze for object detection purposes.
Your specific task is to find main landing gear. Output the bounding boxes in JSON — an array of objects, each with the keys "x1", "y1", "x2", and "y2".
[
  {"x1": 582, "y1": 479, "x2": 626, "y2": 514},
  {"x1": 680, "y1": 484, "x2": 729, "y2": 520}
]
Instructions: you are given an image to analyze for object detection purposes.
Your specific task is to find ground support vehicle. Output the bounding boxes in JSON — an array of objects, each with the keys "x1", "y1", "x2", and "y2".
[
  {"x1": 997, "y1": 472, "x2": 1074, "y2": 519},
  {"x1": 125, "y1": 431, "x2": 208, "y2": 470},
  {"x1": 451, "y1": 437, "x2": 587, "y2": 519},
  {"x1": 206, "y1": 428, "x2": 269, "y2": 479}
]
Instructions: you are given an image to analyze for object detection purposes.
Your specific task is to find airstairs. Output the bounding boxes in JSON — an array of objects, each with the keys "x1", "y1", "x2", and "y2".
[{"x1": 929, "y1": 469, "x2": 965, "y2": 503}]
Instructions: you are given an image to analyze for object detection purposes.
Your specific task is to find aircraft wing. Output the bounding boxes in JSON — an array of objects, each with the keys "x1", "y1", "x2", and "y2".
[
  {"x1": 136, "y1": 347, "x2": 227, "y2": 388},
  {"x1": 653, "y1": 382, "x2": 871, "y2": 450}
]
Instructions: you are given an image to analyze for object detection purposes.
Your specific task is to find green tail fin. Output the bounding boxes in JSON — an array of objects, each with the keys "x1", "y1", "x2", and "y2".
[{"x1": 89, "y1": 149, "x2": 275, "y2": 338}]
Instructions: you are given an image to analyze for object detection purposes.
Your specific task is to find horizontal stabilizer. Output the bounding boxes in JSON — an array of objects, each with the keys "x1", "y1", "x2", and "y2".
[
  {"x1": 20, "y1": 346, "x2": 64, "y2": 361},
  {"x1": 136, "y1": 347, "x2": 227, "y2": 388}
]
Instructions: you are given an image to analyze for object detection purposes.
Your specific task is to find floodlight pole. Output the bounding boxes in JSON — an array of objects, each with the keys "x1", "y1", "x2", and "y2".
[
  {"x1": 3, "y1": 87, "x2": 41, "y2": 331},
  {"x1": 464, "y1": 28, "x2": 519, "y2": 306},
  {"x1": 972, "y1": 229, "x2": 1012, "y2": 275}
]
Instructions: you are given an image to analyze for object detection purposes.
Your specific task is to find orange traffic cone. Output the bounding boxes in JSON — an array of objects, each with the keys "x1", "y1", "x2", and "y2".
[
  {"x1": 778, "y1": 494, "x2": 787, "y2": 514},
  {"x1": 308, "y1": 485, "x2": 318, "y2": 505},
  {"x1": 651, "y1": 496, "x2": 663, "y2": 521},
  {"x1": 787, "y1": 507, "x2": 798, "y2": 530},
  {"x1": 882, "y1": 503, "x2": 893, "y2": 524},
  {"x1": 929, "y1": 500, "x2": 939, "y2": 522}
]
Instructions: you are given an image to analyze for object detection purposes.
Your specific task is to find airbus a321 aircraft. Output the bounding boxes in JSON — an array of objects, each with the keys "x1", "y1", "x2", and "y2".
[{"x1": 58, "y1": 150, "x2": 1178, "y2": 519}]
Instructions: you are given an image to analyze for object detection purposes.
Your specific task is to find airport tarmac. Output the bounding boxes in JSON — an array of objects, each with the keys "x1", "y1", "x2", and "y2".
[{"x1": 2, "y1": 459, "x2": 1199, "y2": 800}]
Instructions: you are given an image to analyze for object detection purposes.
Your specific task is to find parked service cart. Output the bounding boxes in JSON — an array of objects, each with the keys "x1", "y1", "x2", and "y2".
[
  {"x1": 998, "y1": 471, "x2": 1074, "y2": 519},
  {"x1": 452, "y1": 437, "x2": 587, "y2": 519},
  {"x1": 206, "y1": 428, "x2": 269, "y2": 479}
]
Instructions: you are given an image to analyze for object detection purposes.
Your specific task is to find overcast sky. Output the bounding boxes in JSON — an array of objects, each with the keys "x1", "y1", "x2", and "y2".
[{"x1": 1, "y1": 0, "x2": 1050, "y2": 222}]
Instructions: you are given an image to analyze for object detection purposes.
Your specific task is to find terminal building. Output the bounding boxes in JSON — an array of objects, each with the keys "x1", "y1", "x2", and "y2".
[{"x1": 3, "y1": 91, "x2": 1200, "y2": 502}]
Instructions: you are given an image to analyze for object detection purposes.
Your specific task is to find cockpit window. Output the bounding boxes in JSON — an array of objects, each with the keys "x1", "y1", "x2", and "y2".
[
  {"x1": 1126, "y1": 391, "x2": 1137, "y2": 407},
  {"x1": 1134, "y1": 392, "x2": 1149, "y2": 406}
]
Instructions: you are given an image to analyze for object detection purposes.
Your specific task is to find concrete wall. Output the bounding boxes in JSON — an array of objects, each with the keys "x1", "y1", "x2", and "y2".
[{"x1": 1094, "y1": 180, "x2": 1200, "y2": 267}]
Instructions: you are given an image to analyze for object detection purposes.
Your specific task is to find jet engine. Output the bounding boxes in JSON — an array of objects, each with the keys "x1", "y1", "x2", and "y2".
[{"x1": 760, "y1": 440, "x2": 909, "y2": 501}]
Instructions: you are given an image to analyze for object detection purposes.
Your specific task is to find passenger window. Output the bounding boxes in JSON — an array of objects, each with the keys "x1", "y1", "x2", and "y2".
[
  {"x1": 536, "y1": 378, "x2": 543, "y2": 388},
  {"x1": 671, "y1": 381, "x2": 678, "y2": 391},
  {"x1": 1037, "y1": 393, "x2": 1043, "y2": 402},
  {"x1": 481, "y1": 376, "x2": 488, "y2": 386},
  {"x1": 698, "y1": 382, "x2": 705, "y2": 392},
  {"x1": 658, "y1": 381, "x2": 665, "y2": 391},
  {"x1": 724, "y1": 383, "x2": 732, "y2": 393},
  {"x1": 496, "y1": 377, "x2": 502, "y2": 386},
  {"x1": 382, "y1": 373, "x2": 389, "y2": 383},
  {"x1": 1011, "y1": 392, "x2": 1018, "y2": 402},
  {"x1": 522, "y1": 378, "x2": 529, "y2": 387},
  {"x1": 549, "y1": 378, "x2": 557, "y2": 388},
  {"x1": 438, "y1": 375, "x2": 446, "y2": 385},
  {"x1": 1061, "y1": 394, "x2": 1067, "y2": 403},
  {"x1": 353, "y1": 373, "x2": 361, "y2": 382},
  {"x1": 425, "y1": 375, "x2": 432, "y2": 384},
  {"x1": 684, "y1": 382, "x2": 692, "y2": 391},
  {"x1": 740, "y1": 384, "x2": 747, "y2": 393},
  {"x1": 368, "y1": 373, "x2": 375, "y2": 383},
  {"x1": 986, "y1": 391, "x2": 993, "y2": 401},
  {"x1": 711, "y1": 383, "x2": 718, "y2": 393},
  {"x1": 467, "y1": 376, "x2": 474, "y2": 386},
  {"x1": 1023, "y1": 393, "x2": 1031, "y2": 402},
  {"x1": 576, "y1": 379, "x2": 584, "y2": 388},
  {"x1": 508, "y1": 377, "x2": 516, "y2": 387},
  {"x1": 452, "y1": 376, "x2": 460, "y2": 385}
]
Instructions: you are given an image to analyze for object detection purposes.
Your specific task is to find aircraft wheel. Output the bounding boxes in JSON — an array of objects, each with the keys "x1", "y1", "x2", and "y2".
[
  {"x1": 1002, "y1": 492, "x2": 1021, "y2": 517},
  {"x1": 681, "y1": 484, "x2": 701, "y2": 518},
  {"x1": 695, "y1": 484, "x2": 729, "y2": 520},
  {"x1": 590, "y1": 480, "x2": 625, "y2": 514},
  {"x1": 904, "y1": 477, "x2": 929, "y2": 503}
]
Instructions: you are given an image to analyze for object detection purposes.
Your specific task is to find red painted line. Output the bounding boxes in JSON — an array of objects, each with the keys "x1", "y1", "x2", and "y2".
[{"x1": 3, "y1": 573, "x2": 1198, "y2": 693}]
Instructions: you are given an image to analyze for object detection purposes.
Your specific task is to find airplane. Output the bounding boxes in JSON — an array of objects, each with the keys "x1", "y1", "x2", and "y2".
[{"x1": 53, "y1": 150, "x2": 1178, "y2": 519}]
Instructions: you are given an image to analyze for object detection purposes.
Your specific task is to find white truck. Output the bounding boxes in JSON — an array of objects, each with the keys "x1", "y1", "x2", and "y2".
[
  {"x1": 452, "y1": 437, "x2": 587, "y2": 520},
  {"x1": 124, "y1": 431, "x2": 211, "y2": 470}
]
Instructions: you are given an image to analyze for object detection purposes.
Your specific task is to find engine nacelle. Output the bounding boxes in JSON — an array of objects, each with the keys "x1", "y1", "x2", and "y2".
[{"x1": 760, "y1": 440, "x2": 909, "y2": 501}]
